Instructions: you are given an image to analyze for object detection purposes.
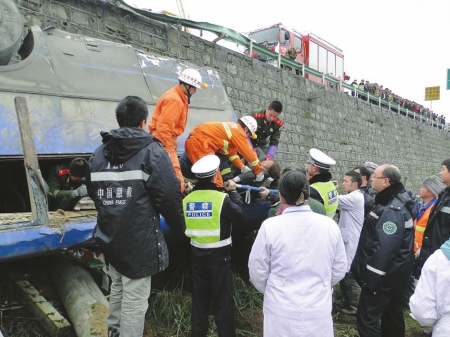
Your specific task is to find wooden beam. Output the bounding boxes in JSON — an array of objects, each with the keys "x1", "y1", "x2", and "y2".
[
  {"x1": 14, "y1": 96, "x2": 49, "y2": 225},
  {"x1": 9, "y1": 274, "x2": 73, "y2": 336}
]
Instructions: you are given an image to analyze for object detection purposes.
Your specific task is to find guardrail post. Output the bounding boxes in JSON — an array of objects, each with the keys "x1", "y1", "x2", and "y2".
[
  {"x1": 249, "y1": 40, "x2": 253, "y2": 58},
  {"x1": 301, "y1": 64, "x2": 305, "y2": 77},
  {"x1": 322, "y1": 73, "x2": 325, "y2": 85},
  {"x1": 277, "y1": 52, "x2": 281, "y2": 68},
  {"x1": 378, "y1": 96, "x2": 381, "y2": 106}
]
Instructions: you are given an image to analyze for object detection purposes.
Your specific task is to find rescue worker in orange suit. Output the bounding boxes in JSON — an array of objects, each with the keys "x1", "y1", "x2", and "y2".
[
  {"x1": 149, "y1": 68, "x2": 205, "y2": 192},
  {"x1": 182, "y1": 116, "x2": 264, "y2": 187},
  {"x1": 249, "y1": 100, "x2": 283, "y2": 160}
]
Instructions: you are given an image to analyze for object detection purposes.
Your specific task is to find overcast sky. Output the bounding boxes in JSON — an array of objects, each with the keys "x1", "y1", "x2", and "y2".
[{"x1": 126, "y1": 0, "x2": 450, "y2": 119}]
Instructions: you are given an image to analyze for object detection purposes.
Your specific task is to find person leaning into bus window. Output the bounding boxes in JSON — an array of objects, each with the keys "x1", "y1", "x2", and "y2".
[{"x1": 47, "y1": 157, "x2": 89, "y2": 211}]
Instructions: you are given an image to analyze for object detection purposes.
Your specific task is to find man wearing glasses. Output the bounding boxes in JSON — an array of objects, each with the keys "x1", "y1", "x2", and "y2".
[{"x1": 351, "y1": 164, "x2": 416, "y2": 337}]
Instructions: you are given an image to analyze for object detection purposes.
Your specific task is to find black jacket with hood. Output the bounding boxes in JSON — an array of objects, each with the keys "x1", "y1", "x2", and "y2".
[
  {"x1": 87, "y1": 127, "x2": 185, "y2": 279},
  {"x1": 351, "y1": 182, "x2": 416, "y2": 296}
]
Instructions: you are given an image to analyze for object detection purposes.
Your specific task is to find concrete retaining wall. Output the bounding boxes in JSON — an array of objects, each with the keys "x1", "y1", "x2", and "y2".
[{"x1": 13, "y1": 0, "x2": 450, "y2": 192}]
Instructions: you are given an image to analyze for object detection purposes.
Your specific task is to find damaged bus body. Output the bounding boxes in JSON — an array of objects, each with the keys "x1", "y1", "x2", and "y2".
[{"x1": 0, "y1": 25, "x2": 269, "y2": 262}]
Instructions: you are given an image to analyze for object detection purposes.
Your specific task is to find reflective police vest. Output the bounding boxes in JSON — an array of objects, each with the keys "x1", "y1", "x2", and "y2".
[
  {"x1": 311, "y1": 181, "x2": 338, "y2": 218},
  {"x1": 183, "y1": 190, "x2": 230, "y2": 249}
]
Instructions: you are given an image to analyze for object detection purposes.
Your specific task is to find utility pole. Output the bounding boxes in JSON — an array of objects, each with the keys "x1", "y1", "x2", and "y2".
[{"x1": 175, "y1": 0, "x2": 189, "y2": 33}]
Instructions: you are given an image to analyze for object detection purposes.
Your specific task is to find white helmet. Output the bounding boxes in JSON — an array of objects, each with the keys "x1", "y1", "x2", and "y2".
[
  {"x1": 178, "y1": 68, "x2": 203, "y2": 89},
  {"x1": 239, "y1": 116, "x2": 257, "y2": 137}
]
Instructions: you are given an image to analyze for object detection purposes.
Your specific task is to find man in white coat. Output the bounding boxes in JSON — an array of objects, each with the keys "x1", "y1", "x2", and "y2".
[
  {"x1": 248, "y1": 170, "x2": 347, "y2": 336},
  {"x1": 410, "y1": 238, "x2": 450, "y2": 336},
  {"x1": 338, "y1": 171, "x2": 365, "y2": 315}
]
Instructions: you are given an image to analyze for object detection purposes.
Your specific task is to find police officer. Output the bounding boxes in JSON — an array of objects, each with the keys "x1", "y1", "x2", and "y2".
[
  {"x1": 47, "y1": 157, "x2": 89, "y2": 211},
  {"x1": 249, "y1": 100, "x2": 283, "y2": 160},
  {"x1": 306, "y1": 148, "x2": 338, "y2": 218},
  {"x1": 351, "y1": 164, "x2": 415, "y2": 337},
  {"x1": 183, "y1": 155, "x2": 245, "y2": 337}
]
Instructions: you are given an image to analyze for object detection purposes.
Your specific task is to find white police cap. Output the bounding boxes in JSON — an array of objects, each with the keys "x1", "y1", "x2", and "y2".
[
  {"x1": 192, "y1": 155, "x2": 220, "y2": 178},
  {"x1": 307, "y1": 148, "x2": 336, "y2": 170}
]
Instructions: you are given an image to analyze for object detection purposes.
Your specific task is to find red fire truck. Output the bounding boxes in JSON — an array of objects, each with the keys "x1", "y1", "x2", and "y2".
[{"x1": 248, "y1": 23, "x2": 348, "y2": 84}]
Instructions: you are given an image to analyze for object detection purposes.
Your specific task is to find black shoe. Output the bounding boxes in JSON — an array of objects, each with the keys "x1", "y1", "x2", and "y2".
[{"x1": 108, "y1": 327, "x2": 120, "y2": 337}]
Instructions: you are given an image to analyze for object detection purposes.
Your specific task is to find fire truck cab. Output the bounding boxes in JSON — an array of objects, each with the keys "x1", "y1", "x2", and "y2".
[{"x1": 248, "y1": 23, "x2": 347, "y2": 84}]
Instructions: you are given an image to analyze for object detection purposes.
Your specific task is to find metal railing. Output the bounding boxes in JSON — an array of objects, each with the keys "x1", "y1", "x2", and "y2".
[
  {"x1": 119, "y1": 3, "x2": 448, "y2": 131},
  {"x1": 249, "y1": 42, "x2": 448, "y2": 130}
]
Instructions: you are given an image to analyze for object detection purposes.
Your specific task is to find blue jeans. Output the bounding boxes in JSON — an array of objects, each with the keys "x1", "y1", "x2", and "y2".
[{"x1": 107, "y1": 264, "x2": 151, "y2": 337}]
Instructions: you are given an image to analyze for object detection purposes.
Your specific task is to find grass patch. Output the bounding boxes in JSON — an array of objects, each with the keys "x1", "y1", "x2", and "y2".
[{"x1": 150, "y1": 273, "x2": 263, "y2": 337}]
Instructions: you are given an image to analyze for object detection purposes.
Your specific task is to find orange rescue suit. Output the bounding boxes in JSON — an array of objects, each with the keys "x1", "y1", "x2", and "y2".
[
  {"x1": 149, "y1": 85, "x2": 187, "y2": 192},
  {"x1": 185, "y1": 122, "x2": 262, "y2": 186},
  {"x1": 413, "y1": 206, "x2": 432, "y2": 253}
]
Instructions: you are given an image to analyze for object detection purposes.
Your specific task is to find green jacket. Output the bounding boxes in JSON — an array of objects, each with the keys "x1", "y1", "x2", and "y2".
[
  {"x1": 268, "y1": 199, "x2": 326, "y2": 217},
  {"x1": 249, "y1": 109, "x2": 283, "y2": 148},
  {"x1": 47, "y1": 162, "x2": 81, "y2": 209}
]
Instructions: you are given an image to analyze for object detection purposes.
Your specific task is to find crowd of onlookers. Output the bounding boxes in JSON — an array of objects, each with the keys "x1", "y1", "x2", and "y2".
[{"x1": 350, "y1": 79, "x2": 447, "y2": 128}]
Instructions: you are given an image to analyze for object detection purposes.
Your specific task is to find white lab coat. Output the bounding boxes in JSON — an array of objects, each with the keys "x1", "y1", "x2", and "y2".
[
  {"x1": 337, "y1": 190, "x2": 364, "y2": 271},
  {"x1": 248, "y1": 205, "x2": 347, "y2": 337},
  {"x1": 410, "y1": 248, "x2": 450, "y2": 336}
]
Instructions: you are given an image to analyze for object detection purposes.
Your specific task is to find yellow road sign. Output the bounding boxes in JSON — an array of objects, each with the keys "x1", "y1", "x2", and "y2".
[{"x1": 425, "y1": 86, "x2": 440, "y2": 101}]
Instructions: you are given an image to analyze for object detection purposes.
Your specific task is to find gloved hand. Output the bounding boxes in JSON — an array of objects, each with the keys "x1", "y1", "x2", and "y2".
[
  {"x1": 70, "y1": 185, "x2": 88, "y2": 198},
  {"x1": 255, "y1": 173, "x2": 264, "y2": 182},
  {"x1": 241, "y1": 166, "x2": 252, "y2": 173},
  {"x1": 414, "y1": 248, "x2": 421, "y2": 259},
  {"x1": 183, "y1": 182, "x2": 193, "y2": 196}
]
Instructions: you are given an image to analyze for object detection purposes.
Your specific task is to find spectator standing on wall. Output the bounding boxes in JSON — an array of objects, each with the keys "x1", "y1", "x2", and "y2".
[
  {"x1": 249, "y1": 100, "x2": 284, "y2": 160},
  {"x1": 337, "y1": 171, "x2": 365, "y2": 316},
  {"x1": 351, "y1": 79, "x2": 358, "y2": 97},
  {"x1": 87, "y1": 96, "x2": 186, "y2": 337},
  {"x1": 416, "y1": 159, "x2": 450, "y2": 278},
  {"x1": 358, "y1": 79, "x2": 365, "y2": 100},
  {"x1": 149, "y1": 68, "x2": 205, "y2": 192},
  {"x1": 352, "y1": 164, "x2": 416, "y2": 337}
]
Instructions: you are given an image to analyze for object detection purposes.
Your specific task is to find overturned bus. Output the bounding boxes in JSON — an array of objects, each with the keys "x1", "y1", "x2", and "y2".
[{"x1": 0, "y1": 24, "x2": 270, "y2": 262}]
